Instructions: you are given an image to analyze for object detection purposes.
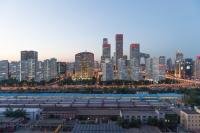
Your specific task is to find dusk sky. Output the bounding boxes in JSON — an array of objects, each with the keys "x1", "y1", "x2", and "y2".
[{"x1": 0, "y1": 0, "x2": 200, "y2": 62}]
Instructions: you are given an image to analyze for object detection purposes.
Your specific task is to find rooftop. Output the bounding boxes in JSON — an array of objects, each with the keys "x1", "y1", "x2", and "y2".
[{"x1": 182, "y1": 110, "x2": 200, "y2": 115}]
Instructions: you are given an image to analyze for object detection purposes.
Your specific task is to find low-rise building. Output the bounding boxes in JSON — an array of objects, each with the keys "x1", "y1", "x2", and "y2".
[
  {"x1": 180, "y1": 110, "x2": 200, "y2": 131},
  {"x1": 120, "y1": 107, "x2": 165, "y2": 123}
]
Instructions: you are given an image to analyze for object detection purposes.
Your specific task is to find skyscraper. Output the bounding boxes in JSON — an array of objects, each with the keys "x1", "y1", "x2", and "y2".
[
  {"x1": 130, "y1": 58, "x2": 140, "y2": 81},
  {"x1": 20, "y1": 51, "x2": 38, "y2": 81},
  {"x1": 130, "y1": 43, "x2": 140, "y2": 66},
  {"x1": 115, "y1": 34, "x2": 123, "y2": 68},
  {"x1": 0, "y1": 60, "x2": 9, "y2": 81},
  {"x1": 75, "y1": 52, "x2": 94, "y2": 79},
  {"x1": 66, "y1": 62, "x2": 75, "y2": 78},
  {"x1": 43, "y1": 58, "x2": 57, "y2": 81},
  {"x1": 175, "y1": 51, "x2": 184, "y2": 78},
  {"x1": 118, "y1": 58, "x2": 129, "y2": 80},
  {"x1": 145, "y1": 58, "x2": 152, "y2": 79},
  {"x1": 102, "y1": 59, "x2": 113, "y2": 81},
  {"x1": 180, "y1": 58, "x2": 193, "y2": 79},
  {"x1": 195, "y1": 56, "x2": 200, "y2": 80},
  {"x1": 57, "y1": 62, "x2": 66, "y2": 75},
  {"x1": 166, "y1": 58, "x2": 173, "y2": 71},
  {"x1": 159, "y1": 56, "x2": 166, "y2": 80},
  {"x1": 9, "y1": 61, "x2": 20, "y2": 80},
  {"x1": 101, "y1": 38, "x2": 111, "y2": 63},
  {"x1": 20, "y1": 59, "x2": 36, "y2": 81},
  {"x1": 152, "y1": 57, "x2": 160, "y2": 82},
  {"x1": 21, "y1": 51, "x2": 38, "y2": 61},
  {"x1": 176, "y1": 50, "x2": 184, "y2": 61},
  {"x1": 36, "y1": 61, "x2": 44, "y2": 82}
]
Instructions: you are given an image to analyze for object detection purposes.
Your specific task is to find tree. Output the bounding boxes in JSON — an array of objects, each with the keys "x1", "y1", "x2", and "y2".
[{"x1": 4, "y1": 107, "x2": 27, "y2": 118}]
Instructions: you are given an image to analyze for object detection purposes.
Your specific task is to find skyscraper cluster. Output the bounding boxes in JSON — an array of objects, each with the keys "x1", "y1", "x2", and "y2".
[
  {"x1": 101, "y1": 34, "x2": 166, "y2": 82},
  {"x1": 0, "y1": 34, "x2": 200, "y2": 83}
]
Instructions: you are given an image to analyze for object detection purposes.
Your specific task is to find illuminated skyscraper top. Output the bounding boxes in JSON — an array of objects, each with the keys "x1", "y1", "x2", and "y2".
[{"x1": 101, "y1": 38, "x2": 111, "y2": 63}]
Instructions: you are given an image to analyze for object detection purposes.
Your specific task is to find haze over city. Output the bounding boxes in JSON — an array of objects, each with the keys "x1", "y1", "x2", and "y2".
[{"x1": 0, "y1": 0, "x2": 200, "y2": 61}]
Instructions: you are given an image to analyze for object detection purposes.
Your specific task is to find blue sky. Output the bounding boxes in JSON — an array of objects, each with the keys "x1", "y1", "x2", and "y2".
[{"x1": 0, "y1": 0, "x2": 200, "y2": 61}]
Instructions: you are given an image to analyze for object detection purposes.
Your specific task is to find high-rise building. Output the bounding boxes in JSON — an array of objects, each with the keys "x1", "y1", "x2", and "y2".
[
  {"x1": 20, "y1": 51, "x2": 38, "y2": 81},
  {"x1": 21, "y1": 51, "x2": 38, "y2": 61},
  {"x1": 57, "y1": 62, "x2": 66, "y2": 75},
  {"x1": 130, "y1": 43, "x2": 140, "y2": 66},
  {"x1": 20, "y1": 59, "x2": 36, "y2": 81},
  {"x1": 94, "y1": 61, "x2": 100, "y2": 70},
  {"x1": 159, "y1": 56, "x2": 166, "y2": 80},
  {"x1": 195, "y1": 56, "x2": 200, "y2": 80},
  {"x1": 130, "y1": 58, "x2": 140, "y2": 81},
  {"x1": 176, "y1": 50, "x2": 184, "y2": 61},
  {"x1": 43, "y1": 58, "x2": 57, "y2": 81},
  {"x1": 0, "y1": 60, "x2": 9, "y2": 80},
  {"x1": 152, "y1": 57, "x2": 160, "y2": 82},
  {"x1": 43, "y1": 59, "x2": 50, "y2": 81},
  {"x1": 75, "y1": 52, "x2": 94, "y2": 79},
  {"x1": 118, "y1": 58, "x2": 129, "y2": 80},
  {"x1": 9, "y1": 61, "x2": 20, "y2": 80},
  {"x1": 115, "y1": 34, "x2": 123, "y2": 68},
  {"x1": 180, "y1": 58, "x2": 193, "y2": 79},
  {"x1": 102, "y1": 59, "x2": 113, "y2": 81},
  {"x1": 166, "y1": 58, "x2": 173, "y2": 71},
  {"x1": 36, "y1": 61, "x2": 44, "y2": 82},
  {"x1": 145, "y1": 58, "x2": 152, "y2": 79},
  {"x1": 66, "y1": 62, "x2": 75, "y2": 77},
  {"x1": 101, "y1": 38, "x2": 111, "y2": 63},
  {"x1": 175, "y1": 51, "x2": 184, "y2": 78}
]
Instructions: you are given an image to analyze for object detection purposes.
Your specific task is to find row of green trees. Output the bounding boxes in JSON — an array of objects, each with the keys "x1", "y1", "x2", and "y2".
[
  {"x1": 3, "y1": 107, "x2": 27, "y2": 118},
  {"x1": 0, "y1": 77, "x2": 181, "y2": 87}
]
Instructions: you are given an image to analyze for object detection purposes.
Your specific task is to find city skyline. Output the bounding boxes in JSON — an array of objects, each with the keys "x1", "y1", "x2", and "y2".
[{"x1": 0, "y1": 0, "x2": 200, "y2": 61}]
